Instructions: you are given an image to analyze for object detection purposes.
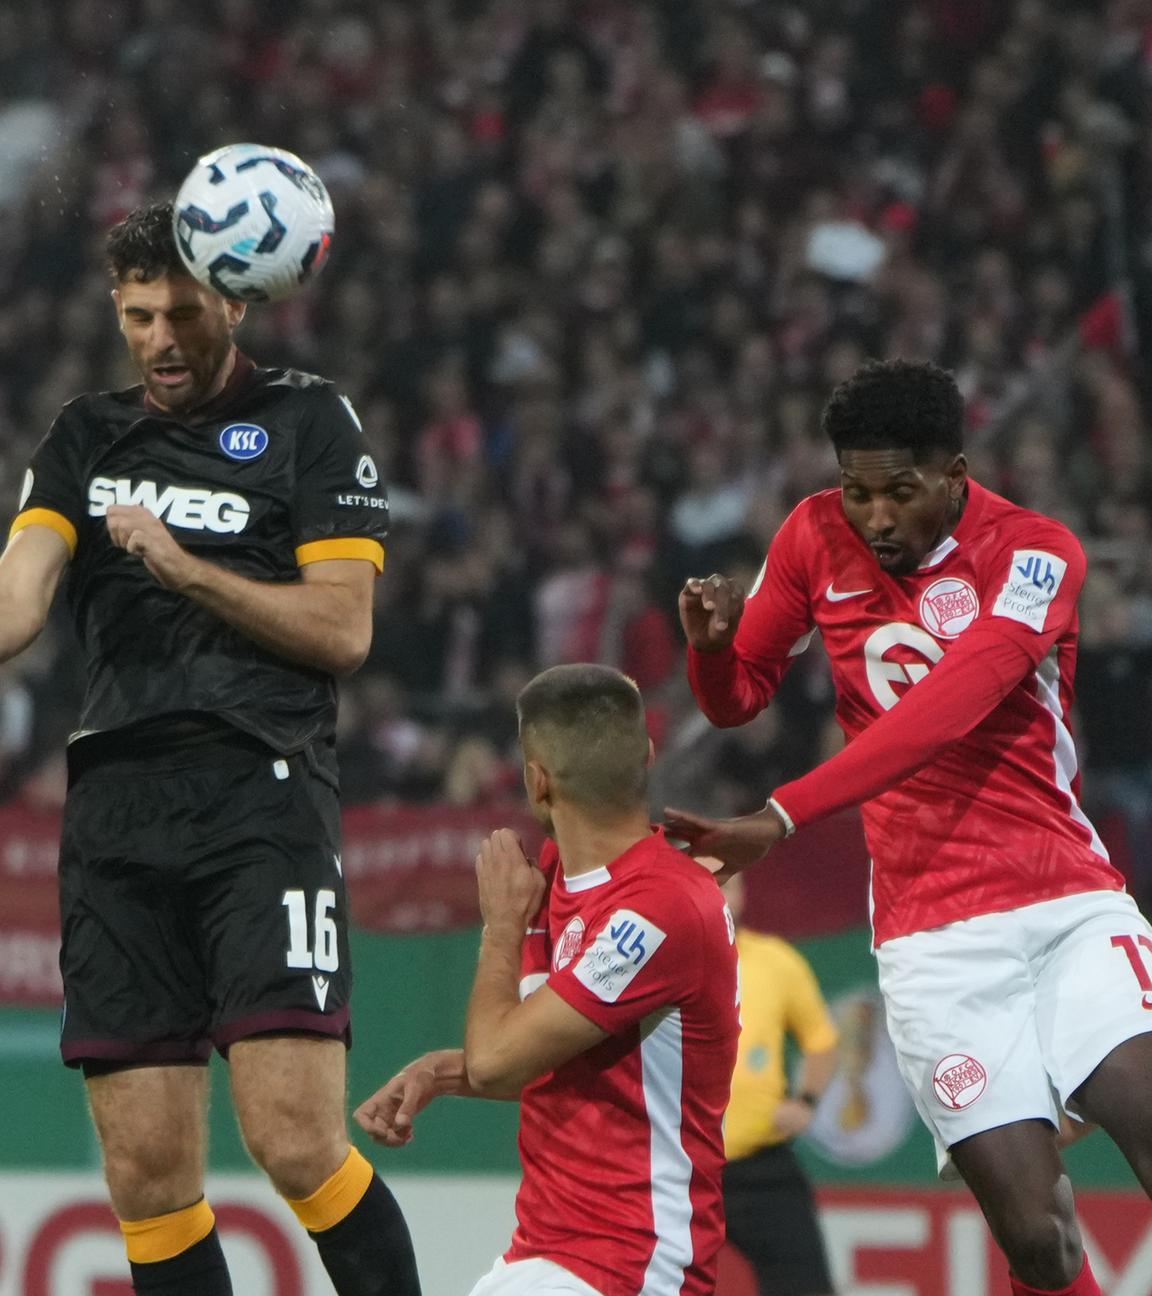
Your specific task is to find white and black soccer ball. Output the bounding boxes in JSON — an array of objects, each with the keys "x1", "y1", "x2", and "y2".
[{"x1": 173, "y1": 143, "x2": 335, "y2": 302}]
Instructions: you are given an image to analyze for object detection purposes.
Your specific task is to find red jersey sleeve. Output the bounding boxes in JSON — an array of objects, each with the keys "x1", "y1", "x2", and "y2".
[
  {"x1": 772, "y1": 524, "x2": 1086, "y2": 828},
  {"x1": 687, "y1": 501, "x2": 815, "y2": 727},
  {"x1": 546, "y1": 887, "x2": 705, "y2": 1034}
]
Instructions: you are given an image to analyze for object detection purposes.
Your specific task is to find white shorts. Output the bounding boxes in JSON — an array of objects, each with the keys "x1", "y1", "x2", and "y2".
[
  {"x1": 467, "y1": 1257, "x2": 603, "y2": 1296},
  {"x1": 876, "y1": 890, "x2": 1152, "y2": 1176}
]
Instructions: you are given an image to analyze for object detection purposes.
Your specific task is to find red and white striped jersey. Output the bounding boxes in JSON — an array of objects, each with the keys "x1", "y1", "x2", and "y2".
[
  {"x1": 688, "y1": 481, "x2": 1125, "y2": 945},
  {"x1": 506, "y1": 830, "x2": 739, "y2": 1296}
]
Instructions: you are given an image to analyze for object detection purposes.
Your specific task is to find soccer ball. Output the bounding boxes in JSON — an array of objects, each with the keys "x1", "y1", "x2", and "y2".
[{"x1": 173, "y1": 143, "x2": 335, "y2": 302}]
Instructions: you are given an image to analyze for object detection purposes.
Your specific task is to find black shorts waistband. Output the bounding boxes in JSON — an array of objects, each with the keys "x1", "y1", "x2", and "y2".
[{"x1": 67, "y1": 723, "x2": 280, "y2": 782}]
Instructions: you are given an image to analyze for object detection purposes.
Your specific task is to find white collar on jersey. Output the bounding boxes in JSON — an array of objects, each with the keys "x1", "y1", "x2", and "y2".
[
  {"x1": 561, "y1": 865, "x2": 613, "y2": 892},
  {"x1": 917, "y1": 533, "x2": 959, "y2": 570}
]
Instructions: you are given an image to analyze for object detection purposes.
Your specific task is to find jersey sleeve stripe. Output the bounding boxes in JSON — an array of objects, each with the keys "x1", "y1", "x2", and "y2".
[
  {"x1": 294, "y1": 537, "x2": 384, "y2": 571},
  {"x1": 8, "y1": 508, "x2": 78, "y2": 554}
]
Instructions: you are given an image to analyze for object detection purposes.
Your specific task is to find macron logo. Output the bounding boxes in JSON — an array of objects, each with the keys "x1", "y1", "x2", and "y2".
[
  {"x1": 312, "y1": 975, "x2": 330, "y2": 1011},
  {"x1": 87, "y1": 478, "x2": 250, "y2": 534}
]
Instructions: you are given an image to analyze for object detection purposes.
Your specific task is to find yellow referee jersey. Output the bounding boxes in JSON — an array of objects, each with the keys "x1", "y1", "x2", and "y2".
[{"x1": 725, "y1": 930, "x2": 839, "y2": 1161}]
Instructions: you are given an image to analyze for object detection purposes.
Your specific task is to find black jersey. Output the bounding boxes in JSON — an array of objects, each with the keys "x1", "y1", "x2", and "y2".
[{"x1": 9, "y1": 355, "x2": 388, "y2": 754}]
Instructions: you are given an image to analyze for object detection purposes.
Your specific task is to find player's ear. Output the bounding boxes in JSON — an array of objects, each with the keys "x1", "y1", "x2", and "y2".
[
  {"x1": 111, "y1": 288, "x2": 125, "y2": 333},
  {"x1": 645, "y1": 738, "x2": 655, "y2": 769},
  {"x1": 945, "y1": 453, "x2": 968, "y2": 499},
  {"x1": 225, "y1": 298, "x2": 247, "y2": 329},
  {"x1": 523, "y1": 759, "x2": 551, "y2": 810}
]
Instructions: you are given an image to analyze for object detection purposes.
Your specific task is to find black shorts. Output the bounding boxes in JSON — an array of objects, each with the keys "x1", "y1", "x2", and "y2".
[
  {"x1": 723, "y1": 1142, "x2": 835, "y2": 1296},
  {"x1": 58, "y1": 731, "x2": 351, "y2": 1069}
]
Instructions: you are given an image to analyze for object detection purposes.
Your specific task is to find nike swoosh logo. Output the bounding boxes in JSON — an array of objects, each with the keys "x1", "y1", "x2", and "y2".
[
  {"x1": 826, "y1": 583, "x2": 873, "y2": 602},
  {"x1": 312, "y1": 975, "x2": 330, "y2": 1011}
]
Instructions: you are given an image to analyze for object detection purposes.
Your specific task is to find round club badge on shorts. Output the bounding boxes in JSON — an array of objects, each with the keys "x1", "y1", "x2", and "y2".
[{"x1": 932, "y1": 1053, "x2": 988, "y2": 1109}]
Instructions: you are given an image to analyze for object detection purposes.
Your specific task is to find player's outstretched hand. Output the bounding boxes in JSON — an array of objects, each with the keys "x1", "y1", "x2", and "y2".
[
  {"x1": 663, "y1": 805, "x2": 788, "y2": 882},
  {"x1": 354, "y1": 1059, "x2": 440, "y2": 1148},
  {"x1": 678, "y1": 574, "x2": 746, "y2": 652},
  {"x1": 477, "y1": 828, "x2": 546, "y2": 944},
  {"x1": 105, "y1": 505, "x2": 199, "y2": 592}
]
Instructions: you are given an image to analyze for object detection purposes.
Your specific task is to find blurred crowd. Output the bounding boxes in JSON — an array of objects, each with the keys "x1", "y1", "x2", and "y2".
[{"x1": 0, "y1": 0, "x2": 1149, "y2": 898}]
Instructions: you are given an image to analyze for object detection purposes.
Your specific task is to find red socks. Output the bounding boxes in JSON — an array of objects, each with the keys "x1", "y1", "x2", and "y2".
[{"x1": 1010, "y1": 1256, "x2": 1101, "y2": 1296}]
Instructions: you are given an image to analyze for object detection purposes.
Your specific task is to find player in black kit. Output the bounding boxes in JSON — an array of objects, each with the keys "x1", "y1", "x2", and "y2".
[{"x1": 0, "y1": 204, "x2": 420, "y2": 1296}]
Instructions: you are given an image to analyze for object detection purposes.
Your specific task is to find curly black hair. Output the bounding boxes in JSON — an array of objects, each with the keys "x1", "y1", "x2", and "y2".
[
  {"x1": 822, "y1": 359, "x2": 964, "y2": 461},
  {"x1": 106, "y1": 202, "x2": 187, "y2": 282}
]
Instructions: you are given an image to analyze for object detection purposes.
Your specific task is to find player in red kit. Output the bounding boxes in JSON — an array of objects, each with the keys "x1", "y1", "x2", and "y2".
[
  {"x1": 356, "y1": 664, "x2": 740, "y2": 1296},
  {"x1": 666, "y1": 360, "x2": 1152, "y2": 1296}
]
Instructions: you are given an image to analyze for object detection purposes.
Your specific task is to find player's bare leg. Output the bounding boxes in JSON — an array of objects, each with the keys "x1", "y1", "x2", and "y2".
[
  {"x1": 1071, "y1": 1032, "x2": 1152, "y2": 1194},
  {"x1": 87, "y1": 1064, "x2": 231, "y2": 1293},
  {"x1": 231, "y1": 1035, "x2": 421, "y2": 1295},
  {"x1": 230, "y1": 1036, "x2": 347, "y2": 1196},
  {"x1": 948, "y1": 1119, "x2": 1093, "y2": 1293}
]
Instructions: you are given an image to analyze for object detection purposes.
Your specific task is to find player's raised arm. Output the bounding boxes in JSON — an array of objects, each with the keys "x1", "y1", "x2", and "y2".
[
  {"x1": 0, "y1": 524, "x2": 72, "y2": 662},
  {"x1": 465, "y1": 829, "x2": 608, "y2": 1096},
  {"x1": 679, "y1": 573, "x2": 746, "y2": 649},
  {"x1": 106, "y1": 503, "x2": 376, "y2": 677},
  {"x1": 104, "y1": 387, "x2": 386, "y2": 677},
  {"x1": 685, "y1": 505, "x2": 815, "y2": 728},
  {"x1": 767, "y1": 527, "x2": 1086, "y2": 831}
]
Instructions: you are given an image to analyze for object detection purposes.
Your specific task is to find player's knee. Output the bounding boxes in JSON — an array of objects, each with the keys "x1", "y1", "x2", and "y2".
[
  {"x1": 246, "y1": 1125, "x2": 347, "y2": 1199},
  {"x1": 1000, "y1": 1211, "x2": 1083, "y2": 1289},
  {"x1": 102, "y1": 1140, "x2": 201, "y2": 1219}
]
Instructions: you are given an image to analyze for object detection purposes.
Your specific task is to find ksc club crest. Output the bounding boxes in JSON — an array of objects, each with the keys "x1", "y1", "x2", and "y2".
[
  {"x1": 919, "y1": 578, "x2": 979, "y2": 639},
  {"x1": 932, "y1": 1053, "x2": 987, "y2": 1109},
  {"x1": 553, "y1": 916, "x2": 585, "y2": 971}
]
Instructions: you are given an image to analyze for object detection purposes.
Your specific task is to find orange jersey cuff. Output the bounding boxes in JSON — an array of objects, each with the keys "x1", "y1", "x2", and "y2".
[
  {"x1": 295, "y1": 537, "x2": 384, "y2": 572},
  {"x1": 9, "y1": 508, "x2": 78, "y2": 555}
]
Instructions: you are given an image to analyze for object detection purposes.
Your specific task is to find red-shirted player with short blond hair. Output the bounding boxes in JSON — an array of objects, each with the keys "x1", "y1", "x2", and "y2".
[
  {"x1": 357, "y1": 664, "x2": 739, "y2": 1296},
  {"x1": 666, "y1": 359, "x2": 1152, "y2": 1296}
]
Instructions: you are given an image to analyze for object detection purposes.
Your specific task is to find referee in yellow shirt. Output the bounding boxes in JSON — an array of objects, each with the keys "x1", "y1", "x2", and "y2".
[{"x1": 724, "y1": 877, "x2": 839, "y2": 1295}]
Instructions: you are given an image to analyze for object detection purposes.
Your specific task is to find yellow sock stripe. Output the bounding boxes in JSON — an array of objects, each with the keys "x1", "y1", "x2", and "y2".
[
  {"x1": 120, "y1": 1198, "x2": 215, "y2": 1265},
  {"x1": 285, "y1": 1146, "x2": 374, "y2": 1233}
]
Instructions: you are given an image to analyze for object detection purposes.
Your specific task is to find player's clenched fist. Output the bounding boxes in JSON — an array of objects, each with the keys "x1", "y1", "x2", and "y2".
[
  {"x1": 679, "y1": 574, "x2": 745, "y2": 652},
  {"x1": 476, "y1": 828, "x2": 545, "y2": 943},
  {"x1": 106, "y1": 504, "x2": 199, "y2": 591}
]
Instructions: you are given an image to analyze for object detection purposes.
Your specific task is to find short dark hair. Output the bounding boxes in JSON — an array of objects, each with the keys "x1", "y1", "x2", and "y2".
[
  {"x1": 106, "y1": 202, "x2": 188, "y2": 283},
  {"x1": 517, "y1": 664, "x2": 649, "y2": 813},
  {"x1": 823, "y1": 359, "x2": 964, "y2": 461}
]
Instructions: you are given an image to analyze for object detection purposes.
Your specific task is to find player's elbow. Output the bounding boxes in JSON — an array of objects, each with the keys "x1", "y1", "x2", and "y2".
[
  {"x1": 328, "y1": 629, "x2": 371, "y2": 677},
  {"x1": 464, "y1": 1047, "x2": 521, "y2": 1098}
]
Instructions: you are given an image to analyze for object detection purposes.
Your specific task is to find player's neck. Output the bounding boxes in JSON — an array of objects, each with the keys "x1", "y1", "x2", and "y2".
[
  {"x1": 550, "y1": 805, "x2": 653, "y2": 880},
  {"x1": 198, "y1": 345, "x2": 239, "y2": 409},
  {"x1": 934, "y1": 485, "x2": 968, "y2": 548}
]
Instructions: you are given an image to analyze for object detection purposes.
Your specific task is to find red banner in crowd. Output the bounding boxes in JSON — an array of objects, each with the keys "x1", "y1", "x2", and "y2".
[{"x1": 0, "y1": 801, "x2": 870, "y2": 1006}]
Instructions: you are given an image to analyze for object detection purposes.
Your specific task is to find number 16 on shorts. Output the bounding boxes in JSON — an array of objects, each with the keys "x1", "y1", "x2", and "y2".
[{"x1": 283, "y1": 888, "x2": 340, "y2": 973}]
